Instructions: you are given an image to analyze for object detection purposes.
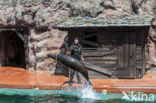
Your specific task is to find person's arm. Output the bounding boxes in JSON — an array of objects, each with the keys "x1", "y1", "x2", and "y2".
[
  {"x1": 69, "y1": 45, "x2": 73, "y2": 56},
  {"x1": 80, "y1": 45, "x2": 84, "y2": 62},
  {"x1": 64, "y1": 43, "x2": 69, "y2": 55},
  {"x1": 81, "y1": 55, "x2": 84, "y2": 62}
]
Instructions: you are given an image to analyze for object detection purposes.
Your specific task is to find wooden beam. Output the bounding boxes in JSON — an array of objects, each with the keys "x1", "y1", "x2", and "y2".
[
  {"x1": 0, "y1": 28, "x2": 25, "y2": 42},
  {"x1": 84, "y1": 62, "x2": 114, "y2": 76},
  {"x1": 82, "y1": 40, "x2": 99, "y2": 47},
  {"x1": 0, "y1": 28, "x2": 16, "y2": 31},
  {"x1": 15, "y1": 31, "x2": 25, "y2": 42},
  {"x1": 82, "y1": 51, "x2": 117, "y2": 57},
  {"x1": 82, "y1": 32, "x2": 98, "y2": 39}
]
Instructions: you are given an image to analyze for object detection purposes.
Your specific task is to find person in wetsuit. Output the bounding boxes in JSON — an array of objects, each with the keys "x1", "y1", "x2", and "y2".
[
  {"x1": 59, "y1": 36, "x2": 69, "y2": 55},
  {"x1": 56, "y1": 36, "x2": 69, "y2": 75},
  {"x1": 69, "y1": 37, "x2": 84, "y2": 85}
]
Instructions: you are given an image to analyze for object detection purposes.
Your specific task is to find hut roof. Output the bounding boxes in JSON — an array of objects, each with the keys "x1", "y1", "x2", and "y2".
[{"x1": 55, "y1": 15, "x2": 153, "y2": 30}]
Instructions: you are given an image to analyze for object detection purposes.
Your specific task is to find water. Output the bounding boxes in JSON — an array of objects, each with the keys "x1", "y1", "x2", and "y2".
[
  {"x1": 0, "y1": 94, "x2": 156, "y2": 103},
  {"x1": 0, "y1": 88, "x2": 155, "y2": 103},
  {"x1": 0, "y1": 95, "x2": 125, "y2": 103},
  {"x1": 80, "y1": 85, "x2": 97, "y2": 99},
  {"x1": 65, "y1": 81, "x2": 98, "y2": 100},
  {"x1": 0, "y1": 88, "x2": 121, "y2": 103}
]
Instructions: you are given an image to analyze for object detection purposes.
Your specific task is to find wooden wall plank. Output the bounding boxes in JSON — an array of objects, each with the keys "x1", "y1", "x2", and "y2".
[
  {"x1": 142, "y1": 29, "x2": 146, "y2": 76},
  {"x1": 117, "y1": 33, "x2": 124, "y2": 73},
  {"x1": 82, "y1": 51, "x2": 117, "y2": 57},
  {"x1": 0, "y1": 33, "x2": 5, "y2": 66},
  {"x1": 129, "y1": 32, "x2": 136, "y2": 78},
  {"x1": 84, "y1": 62, "x2": 113, "y2": 76},
  {"x1": 123, "y1": 33, "x2": 130, "y2": 78},
  {"x1": 0, "y1": 34, "x2": 2, "y2": 66}
]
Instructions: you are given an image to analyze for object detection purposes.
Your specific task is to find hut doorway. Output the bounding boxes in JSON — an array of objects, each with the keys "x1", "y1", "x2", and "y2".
[{"x1": 0, "y1": 28, "x2": 29, "y2": 69}]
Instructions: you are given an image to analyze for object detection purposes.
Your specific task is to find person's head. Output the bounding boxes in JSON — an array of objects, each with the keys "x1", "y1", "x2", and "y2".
[{"x1": 74, "y1": 37, "x2": 79, "y2": 45}]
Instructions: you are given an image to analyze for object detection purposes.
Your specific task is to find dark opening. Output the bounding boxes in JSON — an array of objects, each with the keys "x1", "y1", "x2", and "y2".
[
  {"x1": 1, "y1": 31, "x2": 26, "y2": 68},
  {"x1": 83, "y1": 32, "x2": 98, "y2": 48}
]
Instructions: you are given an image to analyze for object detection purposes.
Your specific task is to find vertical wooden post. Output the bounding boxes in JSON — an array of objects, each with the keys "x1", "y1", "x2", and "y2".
[
  {"x1": 0, "y1": 34, "x2": 2, "y2": 66},
  {"x1": 117, "y1": 32, "x2": 136, "y2": 78},
  {"x1": 0, "y1": 33, "x2": 5, "y2": 66},
  {"x1": 141, "y1": 29, "x2": 146, "y2": 77},
  {"x1": 129, "y1": 32, "x2": 136, "y2": 78},
  {"x1": 117, "y1": 33, "x2": 125, "y2": 78},
  {"x1": 124, "y1": 33, "x2": 130, "y2": 77},
  {"x1": 118, "y1": 33, "x2": 125, "y2": 69}
]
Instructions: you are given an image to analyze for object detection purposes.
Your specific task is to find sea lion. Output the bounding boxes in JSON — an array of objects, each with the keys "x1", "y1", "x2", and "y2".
[{"x1": 48, "y1": 53, "x2": 92, "y2": 85}]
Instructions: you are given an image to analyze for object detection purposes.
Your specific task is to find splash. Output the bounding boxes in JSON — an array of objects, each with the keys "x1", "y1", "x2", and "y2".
[
  {"x1": 66, "y1": 81, "x2": 99, "y2": 100},
  {"x1": 80, "y1": 84, "x2": 98, "y2": 100}
]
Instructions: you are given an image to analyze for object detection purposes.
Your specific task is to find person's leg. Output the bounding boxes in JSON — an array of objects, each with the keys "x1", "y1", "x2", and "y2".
[
  {"x1": 76, "y1": 72, "x2": 82, "y2": 84},
  {"x1": 69, "y1": 70, "x2": 75, "y2": 83}
]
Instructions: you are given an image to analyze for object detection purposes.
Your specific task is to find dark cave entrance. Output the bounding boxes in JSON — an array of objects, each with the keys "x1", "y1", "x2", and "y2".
[{"x1": 0, "y1": 27, "x2": 29, "y2": 69}]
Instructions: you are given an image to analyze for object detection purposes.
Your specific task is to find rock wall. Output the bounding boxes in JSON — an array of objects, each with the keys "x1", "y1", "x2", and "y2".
[{"x1": 0, "y1": 0, "x2": 155, "y2": 73}]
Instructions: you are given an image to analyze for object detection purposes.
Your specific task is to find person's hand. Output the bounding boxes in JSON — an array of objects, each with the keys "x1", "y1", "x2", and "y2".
[
  {"x1": 67, "y1": 51, "x2": 70, "y2": 55},
  {"x1": 81, "y1": 58, "x2": 84, "y2": 63},
  {"x1": 66, "y1": 51, "x2": 70, "y2": 55}
]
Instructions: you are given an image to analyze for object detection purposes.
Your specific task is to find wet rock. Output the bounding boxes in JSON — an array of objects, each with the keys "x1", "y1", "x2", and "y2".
[
  {"x1": 151, "y1": 18, "x2": 156, "y2": 29},
  {"x1": 7, "y1": 14, "x2": 15, "y2": 25},
  {"x1": 42, "y1": 0, "x2": 51, "y2": 7},
  {"x1": 150, "y1": 19, "x2": 156, "y2": 42},
  {"x1": 23, "y1": 15, "x2": 34, "y2": 26},
  {"x1": 101, "y1": 0, "x2": 116, "y2": 10},
  {"x1": 34, "y1": 10, "x2": 50, "y2": 30},
  {"x1": 16, "y1": 0, "x2": 42, "y2": 6}
]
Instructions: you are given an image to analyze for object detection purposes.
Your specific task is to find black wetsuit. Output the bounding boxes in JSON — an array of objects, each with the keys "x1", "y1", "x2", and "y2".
[
  {"x1": 60, "y1": 42, "x2": 68, "y2": 55},
  {"x1": 69, "y1": 43, "x2": 82, "y2": 83}
]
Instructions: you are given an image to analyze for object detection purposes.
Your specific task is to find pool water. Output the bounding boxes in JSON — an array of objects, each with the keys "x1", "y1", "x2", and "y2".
[
  {"x1": 0, "y1": 95, "x2": 121, "y2": 103},
  {"x1": 0, "y1": 88, "x2": 155, "y2": 103},
  {"x1": 1, "y1": 94, "x2": 156, "y2": 103}
]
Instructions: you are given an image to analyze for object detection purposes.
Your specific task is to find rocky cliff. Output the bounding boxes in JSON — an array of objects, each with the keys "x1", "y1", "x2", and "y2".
[{"x1": 0, "y1": 0, "x2": 155, "y2": 73}]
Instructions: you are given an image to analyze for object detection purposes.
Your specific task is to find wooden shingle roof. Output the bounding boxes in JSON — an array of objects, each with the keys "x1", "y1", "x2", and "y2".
[{"x1": 56, "y1": 15, "x2": 153, "y2": 30}]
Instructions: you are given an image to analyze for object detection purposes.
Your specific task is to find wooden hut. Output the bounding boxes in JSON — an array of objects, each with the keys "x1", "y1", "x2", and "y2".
[{"x1": 55, "y1": 15, "x2": 153, "y2": 79}]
